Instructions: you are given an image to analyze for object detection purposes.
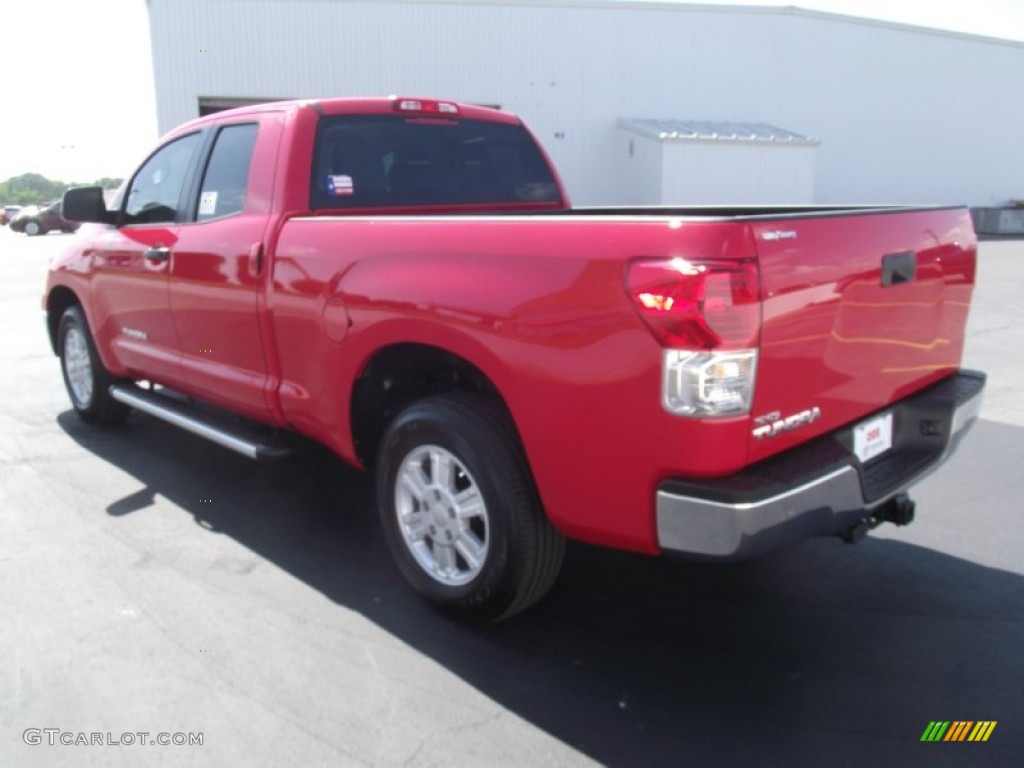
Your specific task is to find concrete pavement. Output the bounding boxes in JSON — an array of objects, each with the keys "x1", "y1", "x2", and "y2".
[{"x1": 1, "y1": 226, "x2": 1021, "y2": 767}]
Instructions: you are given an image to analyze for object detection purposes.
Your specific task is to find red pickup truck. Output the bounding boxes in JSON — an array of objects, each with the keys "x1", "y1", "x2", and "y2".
[{"x1": 47, "y1": 97, "x2": 985, "y2": 621}]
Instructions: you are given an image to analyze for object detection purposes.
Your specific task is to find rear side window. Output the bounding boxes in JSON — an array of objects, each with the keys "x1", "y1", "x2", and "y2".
[
  {"x1": 311, "y1": 115, "x2": 559, "y2": 209},
  {"x1": 195, "y1": 123, "x2": 259, "y2": 221}
]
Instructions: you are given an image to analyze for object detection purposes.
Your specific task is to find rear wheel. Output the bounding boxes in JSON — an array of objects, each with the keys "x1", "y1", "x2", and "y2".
[
  {"x1": 376, "y1": 395, "x2": 565, "y2": 621},
  {"x1": 24, "y1": 220, "x2": 42, "y2": 236},
  {"x1": 58, "y1": 306, "x2": 129, "y2": 424}
]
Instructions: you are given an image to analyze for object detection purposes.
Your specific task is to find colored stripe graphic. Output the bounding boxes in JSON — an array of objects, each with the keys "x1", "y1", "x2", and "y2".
[
  {"x1": 921, "y1": 721, "x2": 996, "y2": 742},
  {"x1": 945, "y1": 721, "x2": 972, "y2": 741},
  {"x1": 968, "y1": 722, "x2": 997, "y2": 742}
]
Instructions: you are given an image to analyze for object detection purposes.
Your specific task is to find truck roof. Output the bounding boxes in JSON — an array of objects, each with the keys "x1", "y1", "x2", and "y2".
[{"x1": 172, "y1": 97, "x2": 522, "y2": 136}]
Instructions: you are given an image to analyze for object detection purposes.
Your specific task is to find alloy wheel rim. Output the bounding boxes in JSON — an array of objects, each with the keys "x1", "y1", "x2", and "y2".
[
  {"x1": 395, "y1": 444, "x2": 490, "y2": 586},
  {"x1": 63, "y1": 327, "x2": 94, "y2": 407}
]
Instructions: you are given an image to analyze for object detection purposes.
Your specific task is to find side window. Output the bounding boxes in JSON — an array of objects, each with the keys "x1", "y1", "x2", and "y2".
[
  {"x1": 124, "y1": 133, "x2": 201, "y2": 225},
  {"x1": 196, "y1": 123, "x2": 258, "y2": 222}
]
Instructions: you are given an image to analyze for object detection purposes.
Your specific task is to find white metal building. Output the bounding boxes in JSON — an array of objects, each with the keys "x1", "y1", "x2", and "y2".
[
  {"x1": 616, "y1": 119, "x2": 820, "y2": 204},
  {"x1": 146, "y1": 0, "x2": 1024, "y2": 206}
]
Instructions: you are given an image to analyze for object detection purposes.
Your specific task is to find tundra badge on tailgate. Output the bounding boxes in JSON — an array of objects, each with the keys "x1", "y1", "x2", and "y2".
[{"x1": 752, "y1": 407, "x2": 822, "y2": 440}]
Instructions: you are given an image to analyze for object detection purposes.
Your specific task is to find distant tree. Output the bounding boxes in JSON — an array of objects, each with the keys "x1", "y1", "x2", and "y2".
[
  {"x1": 92, "y1": 177, "x2": 125, "y2": 190},
  {"x1": 0, "y1": 173, "x2": 124, "y2": 205},
  {"x1": 0, "y1": 173, "x2": 68, "y2": 205}
]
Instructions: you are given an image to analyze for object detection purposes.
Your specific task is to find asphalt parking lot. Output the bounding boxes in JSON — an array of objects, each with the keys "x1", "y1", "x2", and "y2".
[{"x1": 1, "y1": 225, "x2": 1021, "y2": 767}]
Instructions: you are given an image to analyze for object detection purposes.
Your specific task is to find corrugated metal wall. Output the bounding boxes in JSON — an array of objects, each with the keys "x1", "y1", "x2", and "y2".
[{"x1": 148, "y1": 0, "x2": 1024, "y2": 206}]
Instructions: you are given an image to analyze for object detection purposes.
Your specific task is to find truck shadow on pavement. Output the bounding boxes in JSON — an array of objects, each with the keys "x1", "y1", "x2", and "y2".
[{"x1": 58, "y1": 412, "x2": 1023, "y2": 767}]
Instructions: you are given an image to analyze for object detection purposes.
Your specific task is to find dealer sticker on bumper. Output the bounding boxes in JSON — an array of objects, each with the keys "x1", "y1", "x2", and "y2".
[{"x1": 854, "y1": 412, "x2": 893, "y2": 463}]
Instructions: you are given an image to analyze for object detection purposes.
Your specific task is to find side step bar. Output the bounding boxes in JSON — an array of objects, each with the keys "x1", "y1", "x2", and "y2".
[{"x1": 109, "y1": 384, "x2": 291, "y2": 461}]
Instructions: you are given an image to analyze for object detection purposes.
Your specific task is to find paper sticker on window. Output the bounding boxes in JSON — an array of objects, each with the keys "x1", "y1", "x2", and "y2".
[
  {"x1": 327, "y1": 175, "x2": 354, "y2": 196},
  {"x1": 198, "y1": 190, "x2": 218, "y2": 216}
]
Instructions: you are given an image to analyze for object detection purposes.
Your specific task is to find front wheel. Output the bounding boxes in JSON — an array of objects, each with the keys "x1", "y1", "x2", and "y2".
[
  {"x1": 58, "y1": 306, "x2": 129, "y2": 424},
  {"x1": 24, "y1": 220, "x2": 42, "y2": 236},
  {"x1": 376, "y1": 395, "x2": 565, "y2": 622}
]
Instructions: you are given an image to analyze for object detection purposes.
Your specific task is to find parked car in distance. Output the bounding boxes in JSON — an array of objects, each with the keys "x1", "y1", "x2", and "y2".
[
  {"x1": 1, "y1": 205, "x2": 22, "y2": 225},
  {"x1": 11, "y1": 201, "x2": 80, "y2": 235}
]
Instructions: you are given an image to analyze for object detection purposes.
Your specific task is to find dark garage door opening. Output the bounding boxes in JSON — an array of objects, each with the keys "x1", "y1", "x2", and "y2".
[{"x1": 198, "y1": 96, "x2": 294, "y2": 117}]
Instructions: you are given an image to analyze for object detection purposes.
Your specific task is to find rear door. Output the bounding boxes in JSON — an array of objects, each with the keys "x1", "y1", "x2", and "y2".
[
  {"x1": 168, "y1": 114, "x2": 283, "y2": 422},
  {"x1": 748, "y1": 207, "x2": 976, "y2": 463}
]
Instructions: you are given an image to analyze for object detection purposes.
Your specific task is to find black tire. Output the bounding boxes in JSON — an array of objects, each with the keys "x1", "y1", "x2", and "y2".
[
  {"x1": 57, "y1": 305, "x2": 129, "y2": 425},
  {"x1": 24, "y1": 220, "x2": 42, "y2": 236},
  {"x1": 376, "y1": 395, "x2": 565, "y2": 622}
]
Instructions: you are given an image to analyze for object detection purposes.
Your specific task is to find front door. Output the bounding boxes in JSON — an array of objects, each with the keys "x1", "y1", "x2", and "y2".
[{"x1": 88, "y1": 132, "x2": 203, "y2": 384}]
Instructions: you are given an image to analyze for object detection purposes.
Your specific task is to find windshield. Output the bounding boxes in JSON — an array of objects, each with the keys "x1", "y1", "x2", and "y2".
[{"x1": 311, "y1": 114, "x2": 560, "y2": 209}]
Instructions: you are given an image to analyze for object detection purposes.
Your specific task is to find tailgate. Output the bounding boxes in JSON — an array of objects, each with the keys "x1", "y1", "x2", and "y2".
[{"x1": 747, "y1": 207, "x2": 976, "y2": 463}]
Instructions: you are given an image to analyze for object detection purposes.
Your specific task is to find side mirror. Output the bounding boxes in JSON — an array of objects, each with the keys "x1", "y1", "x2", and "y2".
[{"x1": 62, "y1": 187, "x2": 115, "y2": 224}]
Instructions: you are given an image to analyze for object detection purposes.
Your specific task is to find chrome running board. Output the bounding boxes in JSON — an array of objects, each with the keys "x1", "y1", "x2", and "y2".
[{"x1": 109, "y1": 384, "x2": 291, "y2": 461}]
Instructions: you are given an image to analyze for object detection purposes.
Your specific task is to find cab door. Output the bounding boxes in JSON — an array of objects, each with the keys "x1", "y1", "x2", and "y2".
[
  {"x1": 88, "y1": 132, "x2": 203, "y2": 385},
  {"x1": 168, "y1": 114, "x2": 283, "y2": 422}
]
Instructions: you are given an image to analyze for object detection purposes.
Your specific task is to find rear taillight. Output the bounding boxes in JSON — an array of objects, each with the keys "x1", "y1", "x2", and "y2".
[
  {"x1": 626, "y1": 257, "x2": 760, "y2": 349},
  {"x1": 660, "y1": 349, "x2": 758, "y2": 417},
  {"x1": 626, "y1": 257, "x2": 761, "y2": 417}
]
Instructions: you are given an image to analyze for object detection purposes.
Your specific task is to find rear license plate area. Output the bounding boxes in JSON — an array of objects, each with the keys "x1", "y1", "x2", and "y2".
[{"x1": 854, "y1": 412, "x2": 893, "y2": 463}]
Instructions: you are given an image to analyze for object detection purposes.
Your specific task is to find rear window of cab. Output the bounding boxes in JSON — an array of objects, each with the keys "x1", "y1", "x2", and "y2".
[{"x1": 310, "y1": 115, "x2": 560, "y2": 209}]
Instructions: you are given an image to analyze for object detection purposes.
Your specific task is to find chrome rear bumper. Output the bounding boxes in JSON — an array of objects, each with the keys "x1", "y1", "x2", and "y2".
[{"x1": 656, "y1": 370, "x2": 985, "y2": 559}]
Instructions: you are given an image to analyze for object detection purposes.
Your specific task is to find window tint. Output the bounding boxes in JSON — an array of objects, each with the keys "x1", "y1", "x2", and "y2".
[
  {"x1": 196, "y1": 123, "x2": 258, "y2": 221},
  {"x1": 311, "y1": 115, "x2": 560, "y2": 209},
  {"x1": 124, "y1": 133, "x2": 201, "y2": 225}
]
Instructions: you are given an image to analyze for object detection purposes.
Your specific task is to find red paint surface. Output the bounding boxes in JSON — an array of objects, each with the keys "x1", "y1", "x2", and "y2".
[{"x1": 45, "y1": 98, "x2": 977, "y2": 555}]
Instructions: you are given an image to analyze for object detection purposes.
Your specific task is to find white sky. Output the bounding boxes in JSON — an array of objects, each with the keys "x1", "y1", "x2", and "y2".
[{"x1": 0, "y1": 0, "x2": 1022, "y2": 184}]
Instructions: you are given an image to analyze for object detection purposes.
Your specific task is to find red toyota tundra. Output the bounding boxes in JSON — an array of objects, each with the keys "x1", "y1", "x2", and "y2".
[{"x1": 45, "y1": 97, "x2": 985, "y2": 620}]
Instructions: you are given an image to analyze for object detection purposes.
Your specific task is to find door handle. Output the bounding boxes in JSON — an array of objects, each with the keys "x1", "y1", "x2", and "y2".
[
  {"x1": 249, "y1": 242, "x2": 264, "y2": 277},
  {"x1": 143, "y1": 246, "x2": 170, "y2": 263},
  {"x1": 881, "y1": 251, "x2": 916, "y2": 287}
]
